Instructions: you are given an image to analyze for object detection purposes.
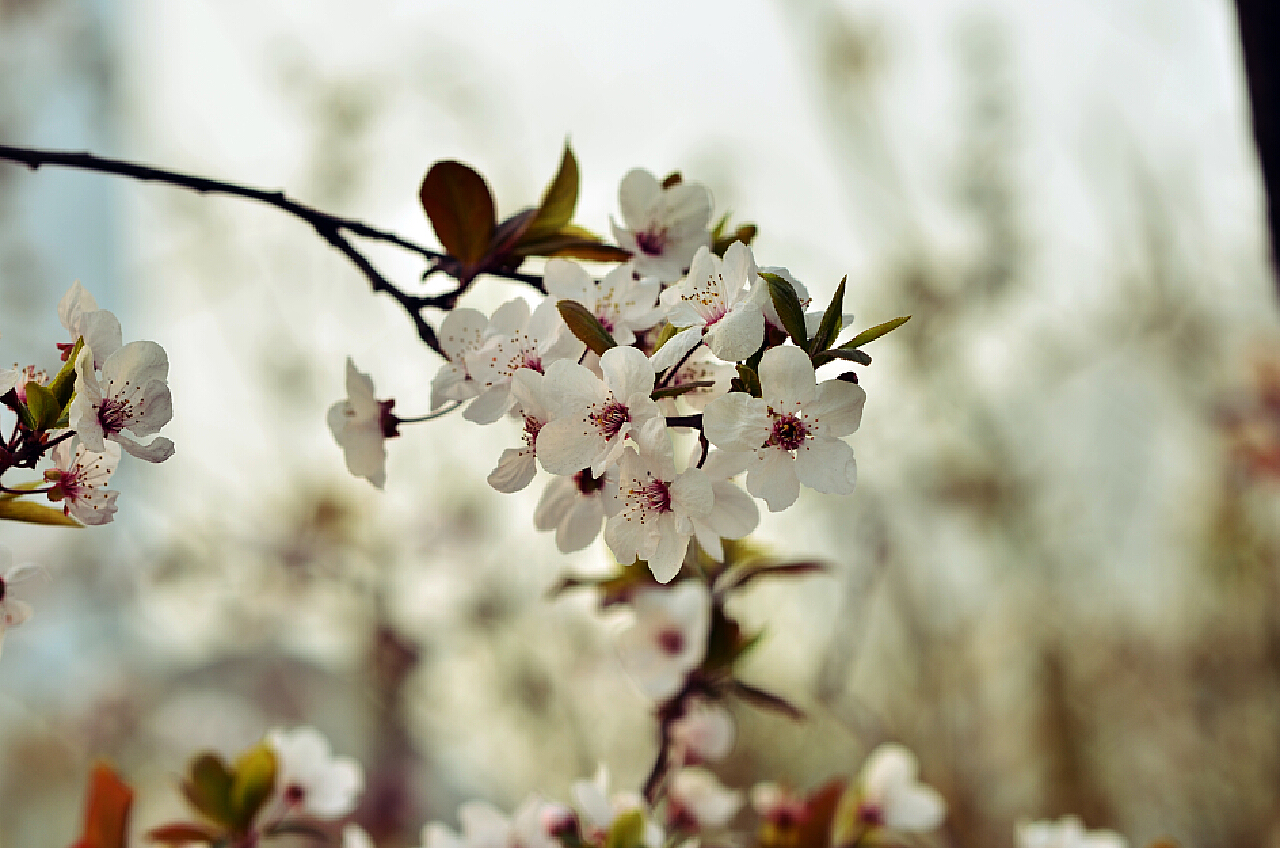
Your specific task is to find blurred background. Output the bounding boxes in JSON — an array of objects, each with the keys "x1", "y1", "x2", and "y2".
[{"x1": 2, "y1": 0, "x2": 1279, "y2": 846}]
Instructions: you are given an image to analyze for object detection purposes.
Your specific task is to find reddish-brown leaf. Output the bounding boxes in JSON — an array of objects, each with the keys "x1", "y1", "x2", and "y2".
[
  {"x1": 419, "y1": 160, "x2": 496, "y2": 267},
  {"x1": 69, "y1": 763, "x2": 133, "y2": 848},
  {"x1": 146, "y1": 823, "x2": 223, "y2": 846}
]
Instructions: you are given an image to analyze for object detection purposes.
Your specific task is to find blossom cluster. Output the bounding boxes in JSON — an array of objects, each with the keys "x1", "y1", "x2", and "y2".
[{"x1": 331, "y1": 167, "x2": 875, "y2": 584}]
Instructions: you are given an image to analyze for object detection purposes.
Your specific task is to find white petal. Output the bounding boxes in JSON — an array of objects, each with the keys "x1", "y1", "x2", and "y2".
[
  {"x1": 618, "y1": 169, "x2": 664, "y2": 227},
  {"x1": 344, "y1": 358, "x2": 379, "y2": 414},
  {"x1": 860, "y1": 744, "x2": 918, "y2": 797},
  {"x1": 537, "y1": 417, "x2": 605, "y2": 476},
  {"x1": 703, "y1": 393, "x2": 769, "y2": 451},
  {"x1": 806, "y1": 380, "x2": 866, "y2": 438},
  {"x1": 2, "y1": 599, "x2": 33, "y2": 628},
  {"x1": 487, "y1": 448, "x2": 537, "y2": 493},
  {"x1": 487, "y1": 298, "x2": 531, "y2": 336},
  {"x1": 79, "y1": 310, "x2": 122, "y2": 367},
  {"x1": 534, "y1": 476, "x2": 577, "y2": 531},
  {"x1": 463, "y1": 385, "x2": 514, "y2": 425},
  {"x1": 545, "y1": 259, "x2": 596, "y2": 306},
  {"x1": 649, "y1": 328, "x2": 703, "y2": 374},
  {"x1": 705, "y1": 303, "x2": 765, "y2": 362},
  {"x1": 883, "y1": 784, "x2": 945, "y2": 832},
  {"x1": 793, "y1": 437, "x2": 857, "y2": 495},
  {"x1": 758, "y1": 346, "x2": 817, "y2": 408},
  {"x1": 670, "y1": 468, "x2": 714, "y2": 521},
  {"x1": 113, "y1": 433, "x2": 176, "y2": 464},
  {"x1": 704, "y1": 481, "x2": 758, "y2": 539},
  {"x1": 747, "y1": 448, "x2": 800, "y2": 512},
  {"x1": 58, "y1": 281, "x2": 98, "y2": 330},
  {"x1": 439, "y1": 307, "x2": 489, "y2": 361},
  {"x1": 544, "y1": 360, "x2": 607, "y2": 418},
  {"x1": 557, "y1": 496, "x2": 604, "y2": 553},
  {"x1": 601, "y1": 346, "x2": 656, "y2": 401},
  {"x1": 648, "y1": 526, "x2": 690, "y2": 583},
  {"x1": 102, "y1": 340, "x2": 169, "y2": 387}
]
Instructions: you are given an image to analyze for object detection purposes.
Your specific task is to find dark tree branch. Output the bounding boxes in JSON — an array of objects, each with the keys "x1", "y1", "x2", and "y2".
[
  {"x1": 0, "y1": 145, "x2": 550, "y2": 356},
  {"x1": 1235, "y1": 1, "x2": 1280, "y2": 294}
]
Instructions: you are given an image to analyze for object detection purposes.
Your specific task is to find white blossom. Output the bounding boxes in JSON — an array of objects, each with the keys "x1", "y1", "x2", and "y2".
[
  {"x1": 423, "y1": 796, "x2": 560, "y2": 848},
  {"x1": 688, "y1": 450, "x2": 759, "y2": 563},
  {"x1": 573, "y1": 765, "x2": 663, "y2": 848},
  {"x1": 58, "y1": 281, "x2": 122, "y2": 370},
  {"x1": 617, "y1": 581, "x2": 709, "y2": 700},
  {"x1": 533, "y1": 468, "x2": 616, "y2": 553},
  {"x1": 670, "y1": 697, "x2": 735, "y2": 765},
  {"x1": 667, "y1": 767, "x2": 742, "y2": 830},
  {"x1": 1, "y1": 364, "x2": 48, "y2": 404},
  {"x1": 46, "y1": 439, "x2": 121, "y2": 525},
  {"x1": 267, "y1": 726, "x2": 364, "y2": 820},
  {"x1": 545, "y1": 260, "x2": 662, "y2": 346},
  {"x1": 464, "y1": 299, "x2": 582, "y2": 425},
  {"x1": 612, "y1": 169, "x2": 713, "y2": 283},
  {"x1": 431, "y1": 301, "x2": 540, "y2": 413},
  {"x1": 655, "y1": 243, "x2": 769, "y2": 367},
  {"x1": 702, "y1": 345, "x2": 865, "y2": 512},
  {"x1": 605, "y1": 448, "x2": 712, "y2": 584},
  {"x1": 70, "y1": 343, "x2": 175, "y2": 463},
  {"x1": 488, "y1": 369, "x2": 553, "y2": 494},
  {"x1": 0, "y1": 548, "x2": 38, "y2": 660},
  {"x1": 537, "y1": 346, "x2": 668, "y2": 478},
  {"x1": 1017, "y1": 817, "x2": 1128, "y2": 848},
  {"x1": 328, "y1": 358, "x2": 394, "y2": 489},
  {"x1": 850, "y1": 744, "x2": 945, "y2": 833}
]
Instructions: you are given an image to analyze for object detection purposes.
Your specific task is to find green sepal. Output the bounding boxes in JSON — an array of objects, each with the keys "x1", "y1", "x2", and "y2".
[
  {"x1": 761, "y1": 273, "x2": 809, "y2": 350},
  {"x1": 734, "y1": 364, "x2": 763, "y2": 398},
  {"x1": 525, "y1": 142, "x2": 580, "y2": 241},
  {"x1": 49, "y1": 336, "x2": 83, "y2": 408},
  {"x1": 605, "y1": 809, "x2": 647, "y2": 848},
  {"x1": 812, "y1": 348, "x2": 871, "y2": 368},
  {"x1": 181, "y1": 754, "x2": 237, "y2": 830},
  {"x1": 0, "y1": 499, "x2": 82, "y2": 527},
  {"x1": 808, "y1": 277, "x2": 847, "y2": 356},
  {"x1": 557, "y1": 301, "x2": 617, "y2": 356},
  {"x1": 840, "y1": 315, "x2": 910, "y2": 350},
  {"x1": 25, "y1": 381, "x2": 61, "y2": 431},
  {"x1": 229, "y1": 743, "x2": 277, "y2": 832},
  {"x1": 419, "y1": 160, "x2": 497, "y2": 268}
]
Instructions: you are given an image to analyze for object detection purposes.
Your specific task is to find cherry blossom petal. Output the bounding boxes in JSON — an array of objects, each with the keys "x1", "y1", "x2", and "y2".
[
  {"x1": 747, "y1": 447, "x2": 801, "y2": 512},
  {"x1": 705, "y1": 302, "x2": 765, "y2": 363},
  {"x1": 544, "y1": 360, "x2": 607, "y2": 418},
  {"x1": 113, "y1": 432, "x2": 176, "y2": 464},
  {"x1": 463, "y1": 385, "x2": 515, "y2": 425},
  {"x1": 601, "y1": 345, "x2": 656, "y2": 402},
  {"x1": 488, "y1": 448, "x2": 537, "y2": 493},
  {"x1": 703, "y1": 394, "x2": 769, "y2": 452},
  {"x1": 793, "y1": 437, "x2": 857, "y2": 496},
  {"x1": 669, "y1": 468, "x2": 714, "y2": 522},
  {"x1": 558, "y1": 495, "x2": 605, "y2": 553},
  {"x1": 704, "y1": 480, "x2": 758, "y2": 540},
  {"x1": 538, "y1": 418, "x2": 606, "y2": 476},
  {"x1": 534, "y1": 477, "x2": 576, "y2": 531},
  {"x1": 649, "y1": 328, "x2": 703, "y2": 374},
  {"x1": 806, "y1": 380, "x2": 866, "y2": 438},
  {"x1": 758, "y1": 346, "x2": 818, "y2": 409},
  {"x1": 648, "y1": 521, "x2": 691, "y2": 584},
  {"x1": 545, "y1": 259, "x2": 595, "y2": 304},
  {"x1": 883, "y1": 784, "x2": 945, "y2": 832}
]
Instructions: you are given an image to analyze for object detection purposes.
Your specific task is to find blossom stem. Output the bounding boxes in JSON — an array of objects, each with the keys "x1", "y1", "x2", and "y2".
[
  {"x1": 656, "y1": 340, "x2": 703, "y2": 390},
  {"x1": 0, "y1": 483, "x2": 55, "y2": 496},
  {"x1": 395, "y1": 401, "x2": 462, "y2": 424}
]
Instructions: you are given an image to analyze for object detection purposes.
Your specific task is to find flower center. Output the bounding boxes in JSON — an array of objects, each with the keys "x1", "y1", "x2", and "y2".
[
  {"x1": 637, "y1": 479, "x2": 672, "y2": 514},
  {"x1": 523, "y1": 414, "x2": 544, "y2": 448},
  {"x1": 590, "y1": 401, "x2": 631, "y2": 439},
  {"x1": 521, "y1": 353, "x2": 544, "y2": 373},
  {"x1": 635, "y1": 228, "x2": 668, "y2": 257},
  {"x1": 656, "y1": 626, "x2": 685, "y2": 655},
  {"x1": 764, "y1": 411, "x2": 809, "y2": 451},
  {"x1": 284, "y1": 783, "x2": 307, "y2": 806},
  {"x1": 97, "y1": 397, "x2": 130, "y2": 434},
  {"x1": 856, "y1": 801, "x2": 884, "y2": 828},
  {"x1": 573, "y1": 468, "x2": 606, "y2": 496}
]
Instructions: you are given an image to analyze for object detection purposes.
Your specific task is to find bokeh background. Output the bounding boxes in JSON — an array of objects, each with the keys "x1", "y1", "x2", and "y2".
[{"x1": 3, "y1": 1, "x2": 1279, "y2": 846}]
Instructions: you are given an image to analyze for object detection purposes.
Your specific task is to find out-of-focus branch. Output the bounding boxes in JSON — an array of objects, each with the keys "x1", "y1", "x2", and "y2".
[{"x1": 1234, "y1": 1, "x2": 1280, "y2": 294}]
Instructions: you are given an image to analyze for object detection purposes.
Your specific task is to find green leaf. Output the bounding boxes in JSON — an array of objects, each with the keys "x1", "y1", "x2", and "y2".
[
  {"x1": 605, "y1": 810, "x2": 647, "y2": 848},
  {"x1": 526, "y1": 142, "x2": 579, "y2": 240},
  {"x1": 840, "y1": 315, "x2": 910, "y2": 350},
  {"x1": 419, "y1": 161, "x2": 497, "y2": 267},
  {"x1": 734, "y1": 364, "x2": 762, "y2": 399},
  {"x1": 808, "y1": 276, "x2": 847, "y2": 356},
  {"x1": 229, "y1": 743, "x2": 277, "y2": 831},
  {"x1": 49, "y1": 336, "x2": 83, "y2": 408},
  {"x1": 181, "y1": 754, "x2": 236, "y2": 829},
  {"x1": 762, "y1": 272, "x2": 809, "y2": 350},
  {"x1": 0, "y1": 499, "x2": 82, "y2": 527},
  {"x1": 812, "y1": 348, "x2": 871, "y2": 369},
  {"x1": 650, "y1": 381, "x2": 715, "y2": 400},
  {"x1": 25, "y1": 382, "x2": 60, "y2": 431},
  {"x1": 557, "y1": 300, "x2": 617, "y2": 356}
]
